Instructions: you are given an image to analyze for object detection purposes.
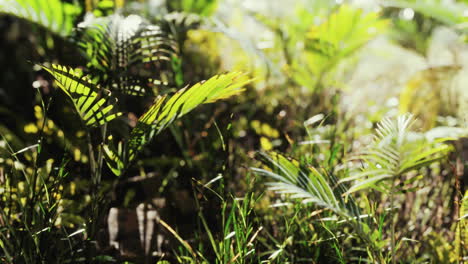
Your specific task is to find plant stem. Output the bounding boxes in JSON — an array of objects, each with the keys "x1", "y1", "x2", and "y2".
[
  {"x1": 390, "y1": 182, "x2": 396, "y2": 264},
  {"x1": 86, "y1": 131, "x2": 98, "y2": 238},
  {"x1": 96, "y1": 123, "x2": 107, "y2": 187}
]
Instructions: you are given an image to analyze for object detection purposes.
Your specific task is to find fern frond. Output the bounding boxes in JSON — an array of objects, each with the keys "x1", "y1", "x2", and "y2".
[
  {"x1": 0, "y1": 0, "x2": 81, "y2": 37},
  {"x1": 253, "y1": 152, "x2": 387, "y2": 261},
  {"x1": 343, "y1": 114, "x2": 451, "y2": 195},
  {"x1": 311, "y1": 5, "x2": 384, "y2": 58},
  {"x1": 306, "y1": 5, "x2": 387, "y2": 58},
  {"x1": 77, "y1": 14, "x2": 179, "y2": 96},
  {"x1": 104, "y1": 72, "x2": 250, "y2": 176},
  {"x1": 253, "y1": 152, "x2": 361, "y2": 218},
  {"x1": 41, "y1": 64, "x2": 122, "y2": 127},
  {"x1": 291, "y1": 4, "x2": 387, "y2": 91}
]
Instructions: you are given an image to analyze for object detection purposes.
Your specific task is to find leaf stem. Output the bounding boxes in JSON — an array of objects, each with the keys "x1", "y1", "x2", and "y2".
[
  {"x1": 390, "y1": 179, "x2": 396, "y2": 264},
  {"x1": 86, "y1": 130, "x2": 98, "y2": 239}
]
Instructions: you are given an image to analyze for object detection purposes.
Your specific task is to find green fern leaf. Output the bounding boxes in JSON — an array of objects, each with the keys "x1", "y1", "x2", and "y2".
[
  {"x1": 253, "y1": 152, "x2": 360, "y2": 218},
  {"x1": 104, "y1": 72, "x2": 250, "y2": 176},
  {"x1": 41, "y1": 64, "x2": 122, "y2": 127},
  {"x1": 0, "y1": 0, "x2": 81, "y2": 37},
  {"x1": 306, "y1": 5, "x2": 388, "y2": 58},
  {"x1": 253, "y1": 152, "x2": 387, "y2": 260},
  {"x1": 343, "y1": 114, "x2": 451, "y2": 195},
  {"x1": 77, "y1": 14, "x2": 179, "y2": 96}
]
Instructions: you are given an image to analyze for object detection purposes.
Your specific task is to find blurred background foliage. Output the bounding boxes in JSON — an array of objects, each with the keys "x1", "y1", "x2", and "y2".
[{"x1": 0, "y1": 0, "x2": 467, "y2": 263}]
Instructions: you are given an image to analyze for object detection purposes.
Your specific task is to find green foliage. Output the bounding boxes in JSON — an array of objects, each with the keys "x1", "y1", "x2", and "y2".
[
  {"x1": 77, "y1": 14, "x2": 179, "y2": 95},
  {"x1": 342, "y1": 114, "x2": 451, "y2": 194},
  {"x1": 253, "y1": 114, "x2": 459, "y2": 262},
  {"x1": 253, "y1": 152, "x2": 359, "y2": 218},
  {"x1": 253, "y1": 152, "x2": 387, "y2": 262},
  {"x1": 462, "y1": 191, "x2": 468, "y2": 220},
  {"x1": 291, "y1": 4, "x2": 388, "y2": 92},
  {"x1": 0, "y1": 0, "x2": 466, "y2": 263},
  {"x1": 197, "y1": 193, "x2": 261, "y2": 264},
  {"x1": 0, "y1": 0, "x2": 81, "y2": 36},
  {"x1": 167, "y1": 0, "x2": 218, "y2": 17},
  {"x1": 41, "y1": 64, "x2": 122, "y2": 127},
  {"x1": 104, "y1": 72, "x2": 250, "y2": 176},
  {"x1": 0, "y1": 134, "x2": 88, "y2": 263}
]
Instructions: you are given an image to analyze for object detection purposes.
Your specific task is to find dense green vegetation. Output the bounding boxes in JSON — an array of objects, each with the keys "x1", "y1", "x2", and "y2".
[{"x1": 0, "y1": 0, "x2": 467, "y2": 263}]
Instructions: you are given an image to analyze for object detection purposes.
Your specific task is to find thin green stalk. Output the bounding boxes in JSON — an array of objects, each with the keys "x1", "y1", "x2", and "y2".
[
  {"x1": 390, "y1": 179, "x2": 396, "y2": 264},
  {"x1": 28, "y1": 94, "x2": 52, "y2": 225},
  {"x1": 96, "y1": 123, "x2": 107, "y2": 185},
  {"x1": 87, "y1": 131, "x2": 97, "y2": 178},
  {"x1": 86, "y1": 130, "x2": 98, "y2": 239}
]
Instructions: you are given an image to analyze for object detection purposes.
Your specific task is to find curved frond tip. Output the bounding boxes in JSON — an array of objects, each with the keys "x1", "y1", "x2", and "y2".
[
  {"x1": 0, "y1": 0, "x2": 81, "y2": 36},
  {"x1": 41, "y1": 64, "x2": 122, "y2": 127},
  {"x1": 104, "y1": 72, "x2": 250, "y2": 176},
  {"x1": 343, "y1": 114, "x2": 451, "y2": 195}
]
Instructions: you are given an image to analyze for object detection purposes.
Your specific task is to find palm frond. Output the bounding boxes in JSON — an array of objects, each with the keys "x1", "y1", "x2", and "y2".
[
  {"x1": 104, "y1": 72, "x2": 250, "y2": 176},
  {"x1": 41, "y1": 64, "x2": 122, "y2": 127},
  {"x1": 306, "y1": 5, "x2": 388, "y2": 58},
  {"x1": 291, "y1": 4, "x2": 388, "y2": 91},
  {"x1": 77, "y1": 14, "x2": 179, "y2": 96},
  {"x1": 253, "y1": 152, "x2": 387, "y2": 261},
  {"x1": 252, "y1": 152, "x2": 361, "y2": 219},
  {"x1": 0, "y1": 0, "x2": 81, "y2": 37},
  {"x1": 342, "y1": 114, "x2": 452, "y2": 195}
]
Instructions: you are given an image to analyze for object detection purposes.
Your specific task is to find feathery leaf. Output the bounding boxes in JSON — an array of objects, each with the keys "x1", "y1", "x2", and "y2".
[
  {"x1": 343, "y1": 114, "x2": 451, "y2": 195},
  {"x1": 41, "y1": 64, "x2": 122, "y2": 127},
  {"x1": 104, "y1": 72, "x2": 250, "y2": 176},
  {"x1": 0, "y1": 0, "x2": 81, "y2": 36},
  {"x1": 77, "y1": 14, "x2": 179, "y2": 96}
]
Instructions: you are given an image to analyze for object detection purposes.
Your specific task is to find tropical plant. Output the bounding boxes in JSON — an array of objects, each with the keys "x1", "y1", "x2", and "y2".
[
  {"x1": 341, "y1": 114, "x2": 451, "y2": 195},
  {"x1": 41, "y1": 62, "x2": 250, "y2": 175},
  {"x1": 254, "y1": 114, "x2": 454, "y2": 263},
  {"x1": 255, "y1": 3, "x2": 388, "y2": 94},
  {"x1": 1, "y1": 0, "x2": 467, "y2": 262},
  {"x1": 253, "y1": 152, "x2": 386, "y2": 262},
  {"x1": 342, "y1": 114, "x2": 452, "y2": 262},
  {"x1": 293, "y1": 4, "x2": 388, "y2": 92},
  {"x1": 76, "y1": 13, "x2": 180, "y2": 95},
  {"x1": 0, "y1": 0, "x2": 81, "y2": 37},
  {"x1": 102, "y1": 71, "x2": 251, "y2": 176},
  {"x1": 24, "y1": 58, "x2": 249, "y2": 263}
]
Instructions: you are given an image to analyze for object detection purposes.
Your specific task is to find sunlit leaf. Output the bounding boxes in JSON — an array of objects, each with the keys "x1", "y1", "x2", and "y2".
[
  {"x1": 104, "y1": 72, "x2": 250, "y2": 176},
  {"x1": 41, "y1": 64, "x2": 122, "y2": 127},
  {"x1": 77, "y1": 14, "x2": 179, "y2": 96},
  {"x1": 343, "y1": 114, "x2": 451, "y2": 195},
  {"x1": 0, "y1": 0, "x2": 81, "y2": 36}
]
